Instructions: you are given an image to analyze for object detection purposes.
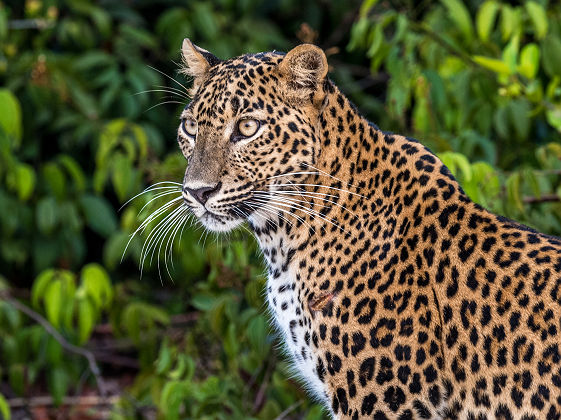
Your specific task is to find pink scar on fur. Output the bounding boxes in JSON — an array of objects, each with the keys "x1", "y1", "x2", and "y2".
[{"x1": 308, "y1": 291, "x2": 338, "y2": 317}]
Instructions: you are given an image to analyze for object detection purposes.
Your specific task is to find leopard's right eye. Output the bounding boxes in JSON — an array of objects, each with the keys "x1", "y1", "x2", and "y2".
[{"x1": 182, "y1": 119, "x2": 198, "y2": 138}]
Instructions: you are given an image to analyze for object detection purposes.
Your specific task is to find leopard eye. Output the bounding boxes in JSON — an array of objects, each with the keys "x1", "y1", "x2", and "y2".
[
  {"x1": 182, "y1": 119, "x2": 197, "y2": 137},
  {"x1": 238, "y1": 119, "x2": 259, "y2": 137}
]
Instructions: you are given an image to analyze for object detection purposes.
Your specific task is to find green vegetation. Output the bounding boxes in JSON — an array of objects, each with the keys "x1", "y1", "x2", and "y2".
[{"x1": 0, "y1": 0, "x2": 560, "y2": 418}]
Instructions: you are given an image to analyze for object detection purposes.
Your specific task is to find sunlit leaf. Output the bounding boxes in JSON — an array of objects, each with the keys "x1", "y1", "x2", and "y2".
[
  {"x1": 77, "y1": 298, "x2": 95, "y2": 344},
  {"x1": 525, "y1": 1, "x2": 548, "y2": 39},
  {"x1": 0, "y1": 393, "x2": 10, "y2": 420},
  {"x1": 518, "y1": 43, "x2": 540, "y2": 79},
  {"x1": 476, "y1": 1, "x2": 499, "y2": 42},
  {"x1": 44, "y1": 280, "x2": 63, "y2": 328},
  {"x1": 0, "y1": 89, "x2": 22, "y2": 145},
  {"x1": 441, "y1": 0, "x2": 474, "y2": 42},
  {"x1": 502, "y1": 34, "x2": 519, "y2": 73},
  {"x1": 80, "y1": 263, "x2": 113, "y2": 309},
  {"x1": 473, "y1": 55, "x2": 510, "y2": 75},
  {"x1": 499, "y1": 5, "x2": 515, "y2": 41}
]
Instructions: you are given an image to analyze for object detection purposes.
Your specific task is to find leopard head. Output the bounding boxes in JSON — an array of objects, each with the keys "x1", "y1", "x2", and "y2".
[{"x1": 178, "y1": 39, "x2": 329, "y2": 232}]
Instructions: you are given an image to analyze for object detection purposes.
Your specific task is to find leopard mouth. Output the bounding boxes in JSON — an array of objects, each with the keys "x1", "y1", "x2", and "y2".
[{"x1": 197, "y1": 210, "x2": 244, "y2": 232}]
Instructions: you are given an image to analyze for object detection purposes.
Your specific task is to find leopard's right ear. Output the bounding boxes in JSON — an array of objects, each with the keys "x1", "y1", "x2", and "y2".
[{"x1": 180, "y1": 39, "x2": 221, "y2": 94}]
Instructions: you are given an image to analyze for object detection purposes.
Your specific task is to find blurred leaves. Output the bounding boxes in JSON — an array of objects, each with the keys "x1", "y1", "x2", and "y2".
[{"x1": 353, "y1": 0, "x2": 561, "y2": 234}]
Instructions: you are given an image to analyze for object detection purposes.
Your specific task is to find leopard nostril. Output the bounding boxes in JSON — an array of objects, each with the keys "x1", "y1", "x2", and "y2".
[{"x1": 185, "y1": 181, "x2": 222, "y2": 205}]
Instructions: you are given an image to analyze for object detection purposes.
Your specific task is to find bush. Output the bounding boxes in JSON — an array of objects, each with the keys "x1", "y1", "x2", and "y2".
[{"x1": 0, "y1": 0, "x2": 560, "y2": 419}]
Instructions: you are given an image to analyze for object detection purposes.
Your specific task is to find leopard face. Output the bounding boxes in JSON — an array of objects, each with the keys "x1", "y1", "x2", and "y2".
[{"x1": 178, "y1": 40, "x2": 327, "y2": 232}]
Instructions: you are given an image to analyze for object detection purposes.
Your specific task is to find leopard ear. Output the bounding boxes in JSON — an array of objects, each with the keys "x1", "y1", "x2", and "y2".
[
  {"x1": 277, "y1": 44, "x2": 328, "y2": 104},
  {"x1": 180, "y1": 39, "x2": 221, "y2": 93}
]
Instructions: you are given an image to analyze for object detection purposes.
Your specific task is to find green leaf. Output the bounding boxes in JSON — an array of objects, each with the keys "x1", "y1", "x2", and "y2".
[
  {"x1": 473, "y1": 55, "x2": 511, "y2": 75},
  {"x1": 348, "y1": 17, "x2": 370, "y2": 51},
  {"x1": 80, "y1": 263, "x2": 113, "y2": 309},
  {"x1": 112, "y1": 154, "x2": 133, "y2": 202},
  {"x1": 546, "y1": 105, "x2": 561, "y2": 133},
  {"x1": 32, "y1": 269, "x2": 56, "y2": 308},
  {"x1": 518, "y1": 43, "x2": 540, "y2": 79},
  {"x1": 500, "y1": 5, "x2": 515, "y2": 41},
  {"x1": 508, "y1": 100, "x2": 530, "y2": 140},
  {"x1": 525, "y1": 1, "x2": 548, "y2": 39},
  {"x1": 6, "y1": 163, "x2": 35, "y2": 201},
  {"x1": 160, "y1": 380, "x2": 189, "y2": 420},
  {"x1": 156, "y1": 342, "x2": 173, "y2": 374},
  {"x1": 0, "y1": 7, "x2": 7, "y2": 40},
  {"x1": 360, "y1": 0, "x2": 379, "y2": 16},
  {"x1": 79, "y1": 194, "x2": 117, "y2": 237},
  {"x1": 43, "y1": 162, "x2": 66, "y2": 199},
  {"x1": 44, "y1": 279, "x2": 63, "y2": 328},
  {"x1": 506, "y1": 172, "x2": 524, "y2": 212},
  {"x1": 47, "y1": 366, "x2": 69, "y2": 406},
  {"x1": 524, "y1": 168, "x2": 541, "y2": 198},
  {"x1": 58, "y1": 155, "x2": 86, "y2": 192},
  {"x1": 441, "y1": 0, "x2": 474, "y2": 42},
  {"x1": 366, "y1": 24, "x2": 384, "y2": 59},
  {"x1": 542, "y1": 36, "x2": 561, "y2": 77},
  {"x1": 36, "y1": 197, "x2": 59, "y2": 234},
  {"x1": 8, "y1": 365, "x2": 24, "y2": 395},
  {"x1": 168, "y1": 354, "x2": 188, "y2": 380},
  {"x1": 476, "y1": 1, "x2": 500, "y2": 42},
  {"x1": 77, "y1": 298, "x2": 95, "y2": 344},
  {"x1": 502, "y1": 34, "x2": 519, "y2": 73},
  {"x1": 0, "y1": 393, "x2": 10, "y2": 420},
  {"x1": 247, "y1": 315, "x2": 269, "y2": 359},
  {"x1": 0, "y1": 89, "x2": 22, "y2": 145}
]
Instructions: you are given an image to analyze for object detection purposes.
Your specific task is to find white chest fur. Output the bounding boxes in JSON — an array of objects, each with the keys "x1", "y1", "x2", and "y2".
[
  {"x1": 265, "y1": 269, "x2": 329, "y2": 404},
  {"x1": 251, "y1": 224, "x2": 330, "y2": 409}
]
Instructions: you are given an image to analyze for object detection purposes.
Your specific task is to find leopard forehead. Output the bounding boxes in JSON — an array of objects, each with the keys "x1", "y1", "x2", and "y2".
[{"x1": 182, "y1": 52, "x2": 284, "y2": 121}]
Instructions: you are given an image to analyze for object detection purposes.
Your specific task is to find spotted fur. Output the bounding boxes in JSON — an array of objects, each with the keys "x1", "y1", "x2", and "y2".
[{"x1": 177, "y1": 41, "x2": 561, "y2": 419}]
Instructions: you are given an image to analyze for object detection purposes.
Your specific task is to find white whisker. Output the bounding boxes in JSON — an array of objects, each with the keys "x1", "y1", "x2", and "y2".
[
  {"x1": 268, "y1": 183, "x2": 365, "y2": 198},
  {"x1": 144, "y1": 101, "x2": 184, "y2": 112},
  {"x1": 147, "y1": 65, "x2": 189, "y2": 94}
]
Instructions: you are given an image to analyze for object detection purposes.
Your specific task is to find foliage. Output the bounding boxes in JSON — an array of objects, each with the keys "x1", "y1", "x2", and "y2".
[
  {"x1": 350, "y1": 0, "x2": 561, "y2": 234},
  {"x1": 0, "y1": 0, "x2": 560, "y2": 419}
]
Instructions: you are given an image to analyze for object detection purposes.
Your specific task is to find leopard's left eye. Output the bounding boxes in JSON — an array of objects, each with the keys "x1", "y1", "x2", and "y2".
[
  {"x1": 237, "y1": 119, "x2": 260, "y2": 137},
  {"x1": 182, "y1": 119, "x2": 198, "y2": 138}
]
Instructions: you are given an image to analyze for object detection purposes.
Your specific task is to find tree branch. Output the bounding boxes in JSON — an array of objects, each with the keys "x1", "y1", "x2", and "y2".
[
  {"x1": 0, "y1": 292, "x2": 108, "y2": 397},
  {"x1": 523, "y1": 194, "x2": 560, "y2": 204},
  {"x1": 7, "y1": 395, "x2": 119, "y2": 408}
]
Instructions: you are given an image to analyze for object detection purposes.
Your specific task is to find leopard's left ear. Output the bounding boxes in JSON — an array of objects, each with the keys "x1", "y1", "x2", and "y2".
[
  {"x1": 181, "y1": 39, "x2": 221, "y2": 94},
  {"x1": 277, "y1": 44, "x2": 328, "y2": 105}
]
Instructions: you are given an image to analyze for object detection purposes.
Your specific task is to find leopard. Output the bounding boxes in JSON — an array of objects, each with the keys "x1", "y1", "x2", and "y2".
[{"x1": 175, "y1": 39, "x2": 561, "y2": 419}]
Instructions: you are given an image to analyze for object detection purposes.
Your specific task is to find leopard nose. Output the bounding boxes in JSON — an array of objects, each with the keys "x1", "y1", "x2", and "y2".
[{"x1": 185, "y1": 182, "x2": 222, "y2": 205}]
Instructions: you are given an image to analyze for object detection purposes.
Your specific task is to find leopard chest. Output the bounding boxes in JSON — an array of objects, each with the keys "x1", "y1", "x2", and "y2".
[
  {"x1": 266, "y1": 268, "x2": 330, "y2": 404},
  {"x1": 255, "y1": 232, "x2": 330, "y2": 405}
]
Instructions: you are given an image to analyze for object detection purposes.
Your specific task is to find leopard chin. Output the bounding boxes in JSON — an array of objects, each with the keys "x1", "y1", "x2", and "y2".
[{"x1": 197, "y1": 211, "x2": 244, "y2": 233}]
